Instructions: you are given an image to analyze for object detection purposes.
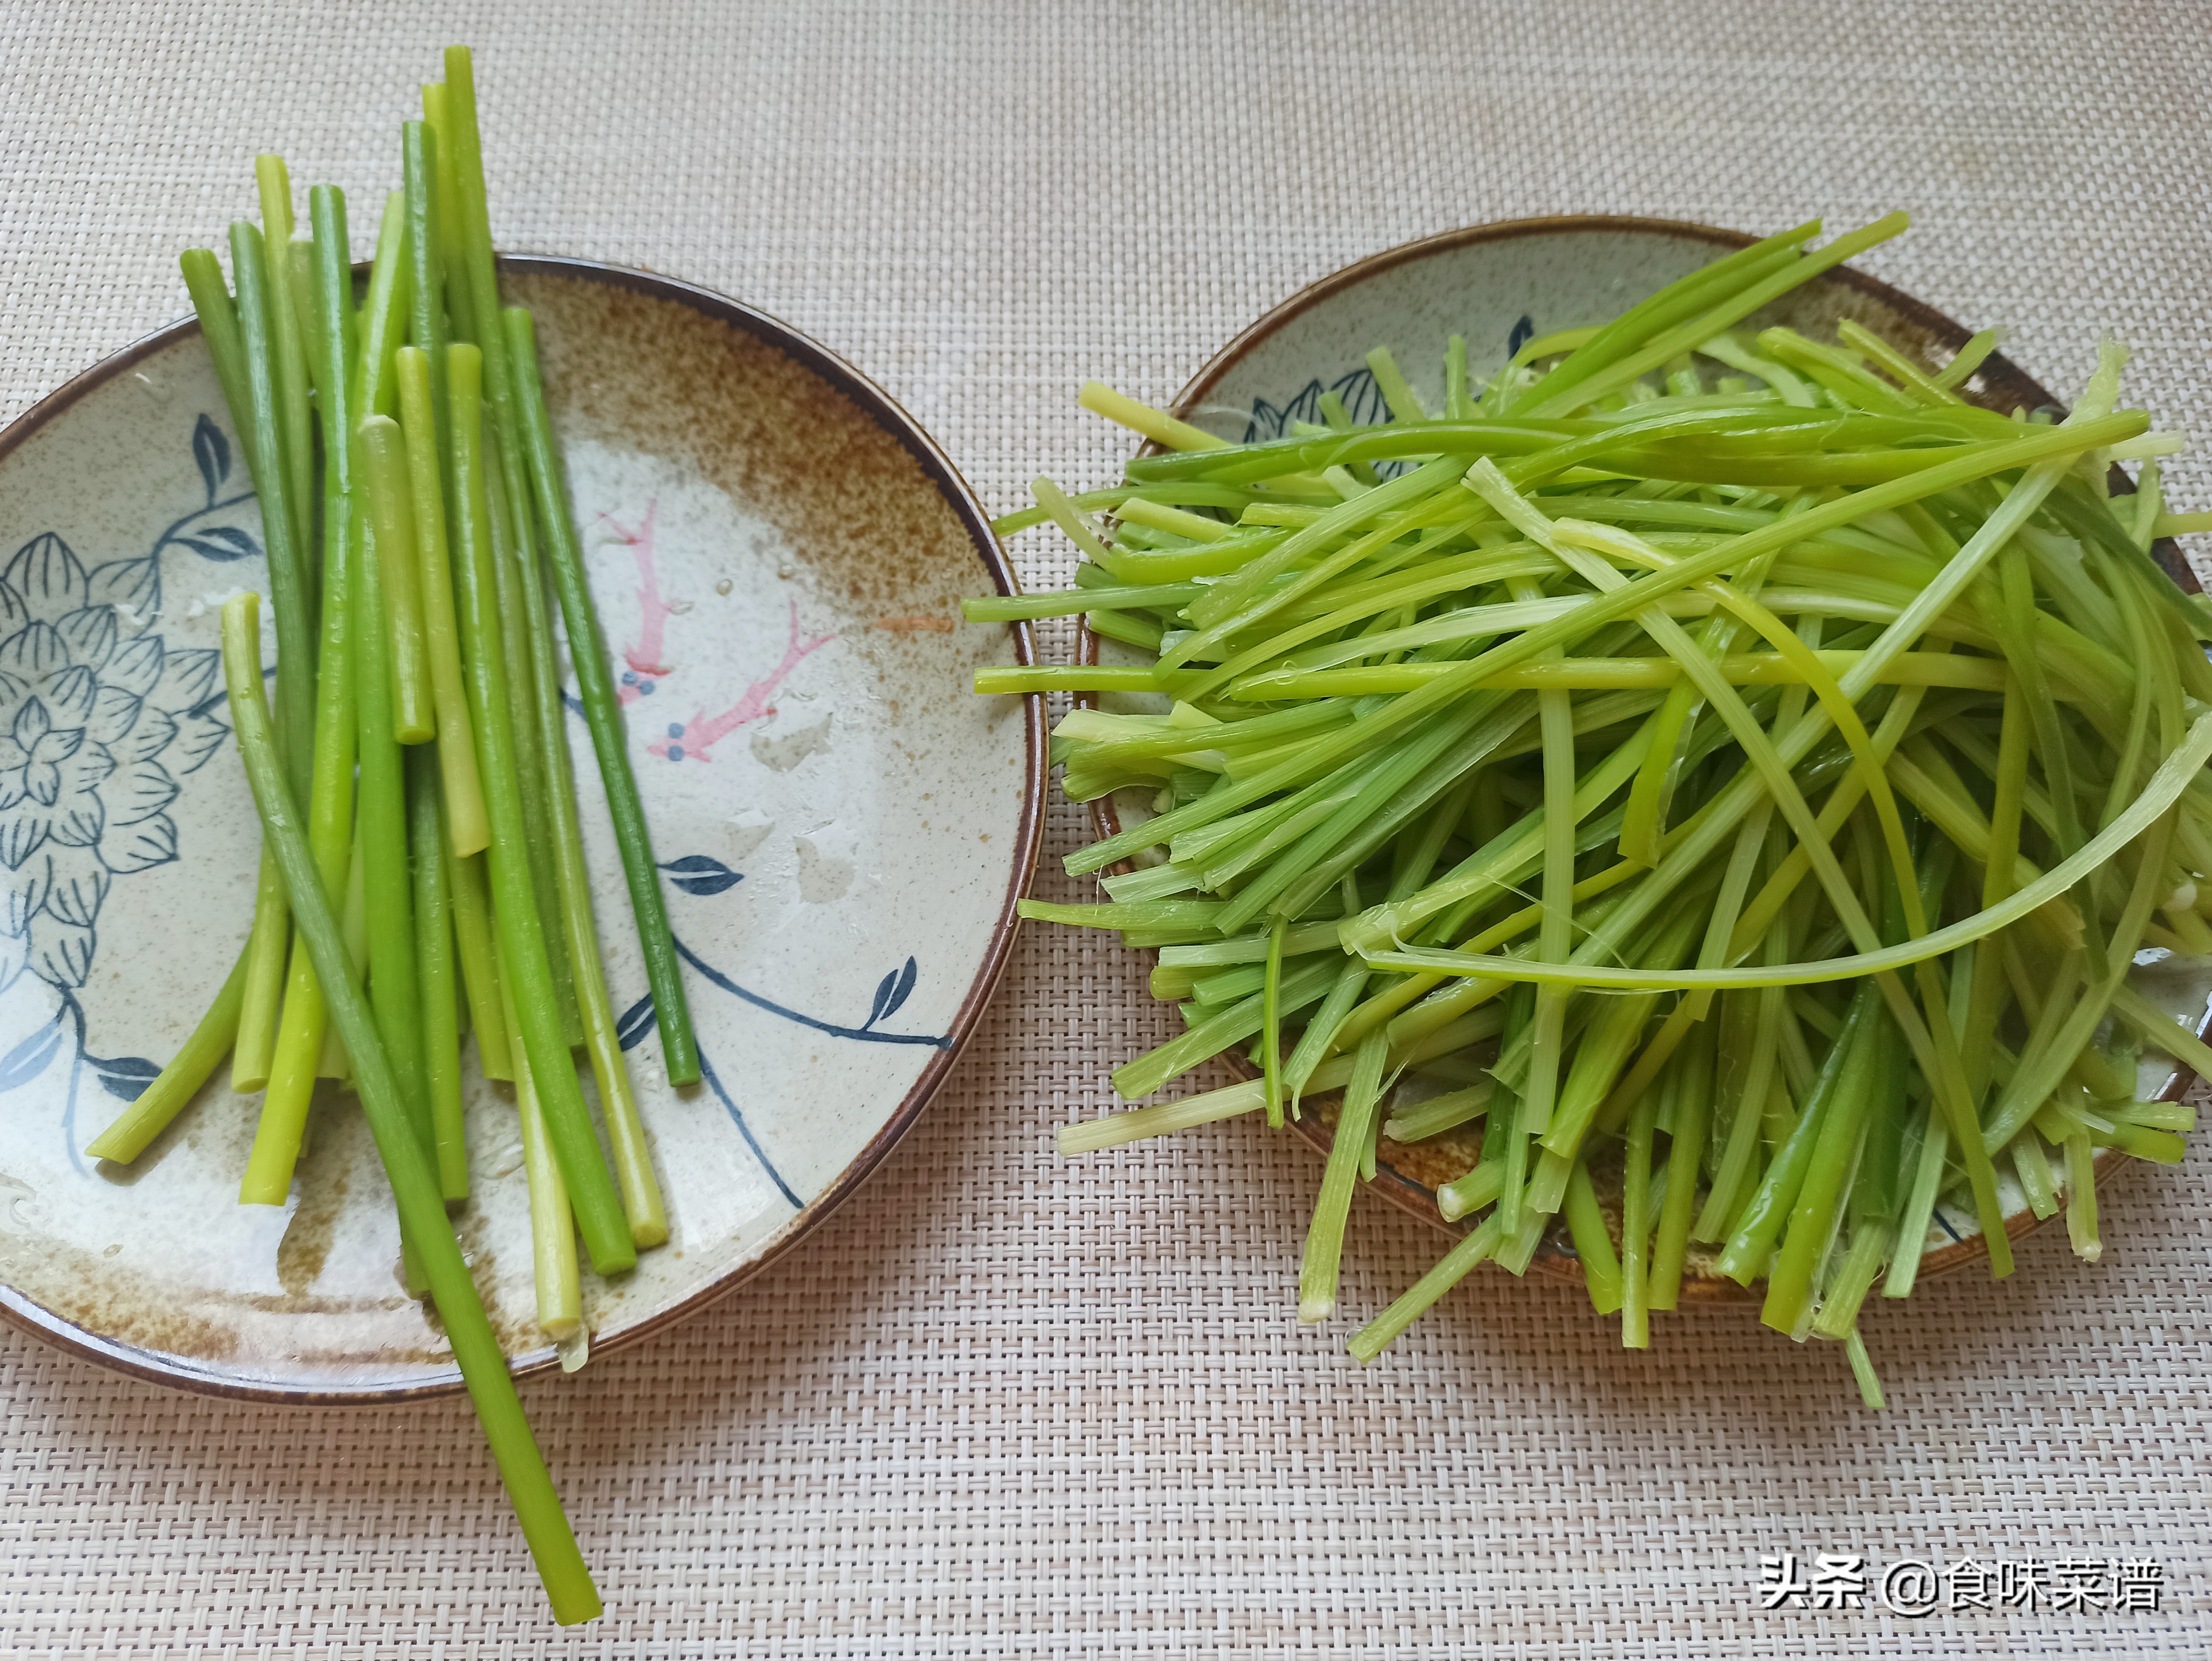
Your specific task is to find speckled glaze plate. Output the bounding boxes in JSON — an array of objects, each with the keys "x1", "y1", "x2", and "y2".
[
  {"x1": 0, "y1": 257, "x2": 1042, "y2": 1397},
  {"x1": 1080, "y1": 215, "x2": 2212, "y2": 1296}
]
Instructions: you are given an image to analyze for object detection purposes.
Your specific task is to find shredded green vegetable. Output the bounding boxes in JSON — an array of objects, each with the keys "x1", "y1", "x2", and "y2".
[{"x1": 981, "y1": 215, "x2": 2212, "y2": 1401}]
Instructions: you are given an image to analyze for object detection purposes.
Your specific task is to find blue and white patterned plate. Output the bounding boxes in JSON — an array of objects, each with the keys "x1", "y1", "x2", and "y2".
[{"x1": 0, "y1": 257, "x2": 1042, "y2": 1396}]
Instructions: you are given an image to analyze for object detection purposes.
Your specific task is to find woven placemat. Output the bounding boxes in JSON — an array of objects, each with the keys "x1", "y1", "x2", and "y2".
[{"x1": 4, "y1": 1, "x2": 2209, "y2": 1654}]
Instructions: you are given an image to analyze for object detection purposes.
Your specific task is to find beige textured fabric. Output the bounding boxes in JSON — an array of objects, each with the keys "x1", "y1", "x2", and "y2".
[{"x1": 4, "y1": 1, "x2": 2211, "y2": 1654}]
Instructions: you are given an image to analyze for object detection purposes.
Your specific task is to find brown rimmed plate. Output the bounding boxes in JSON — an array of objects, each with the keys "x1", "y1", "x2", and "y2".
[
  {"x1": 1075, "y1": 214, "x2": 2209, "y2": 1298},
  {"x1": 0, "y1": 256, "x2": 1043, "y2": 1397}
]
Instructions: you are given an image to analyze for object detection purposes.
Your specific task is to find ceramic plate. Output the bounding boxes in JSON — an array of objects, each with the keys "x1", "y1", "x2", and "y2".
[
  {"x1": 0, "y1": 257, "x2": 1042, "y2": 1396},
  {"x1": 1080, "y1": 216, "x2": 2212, "y2": 1295}
]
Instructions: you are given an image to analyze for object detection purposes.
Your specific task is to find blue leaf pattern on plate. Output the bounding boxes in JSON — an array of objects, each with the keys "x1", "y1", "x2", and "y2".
[
  {"x1": 658, "y1": 853, "x2": 743, "y2": 897},
  {"x1": 89, "y1": 1053, "x2": 160, "y2": 1102},
  {"x1": 173, "y1": 525, "x2": 261, "y2": 564},
  {"x1": 0, "y1": 1015, "x2": 63, "y2": 1093},
  {"x1": 1242, "y1": 316, "x2": 1539, "y2": 478},
  {"x1": 866, "y1": 957, "x2": 918, "y2": 1029},
  {"x1": 191, "y1": 413, "x2": 231, "y2": 505},
  {"x1": 614, "y1": 991, "x2": 657, "y2": 1052}
]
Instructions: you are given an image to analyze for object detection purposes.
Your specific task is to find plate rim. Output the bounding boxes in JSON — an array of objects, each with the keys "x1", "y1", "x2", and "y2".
[
  {"x1": 0, "y1": 254, "x2": 1047, "y2": 1400},
  {"x1": 1073, "y1": 212, "x2": 2204, "y2": 1296}
]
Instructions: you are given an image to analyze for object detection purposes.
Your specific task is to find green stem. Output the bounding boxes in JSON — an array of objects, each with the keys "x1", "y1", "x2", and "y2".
[
  {"x1": 353, "y1": 190, "x2": 412, "y2": 423},
  {"x1": 1562, "y1": 1158, "x2": 1623, "y2": 1315},
  {"x1": 396, "y1": 347, "x2": 490, "y2": 850},
  {"x1": 177, "y1": 250, "x2": 254, "y2": 465},
  {"x1": 1297, "y1": 1031, "x2": 1388, "y2": 1322},
  {"x1": 483, "y1": 429, "x2": 584, "y2": 1047},
  {"x1": 352, "y1": 425, "x2": 431, "y2": 1161},
  {"x1": 85, "y1": 949, "x2": 247, "y2": 1163},
  {"x1": 1261, "y1": 917, "x2": 1286, "y2": 1128},
  {"x1": 449, "y1": 843, "x2": 511, "y2": 1081},
  {"x1": 1646, "y1": 1021, "x2": 1715, "y2": 1310},
  {"x1": 225, "y1": 221, "x2": 318, "y2": 1092},
  {"x1": 1717, "y1": 983, "x2": 1878, "y2": 1283},
  {"x1": 220, "y1": 592, "x2": 600, "y2": 1626},
  {"x1": 232, "y1": 850, "x2": 290, "y2": 1096},
  {"x1": 505, "y1": 306, "x2": 700, "y2": 1087},
  {"x1": 504, "y1": 962, "x2": 582, "y2": 1339},
  {"x1": 1619, "y1": 1087, "x2": 1659, "y2": 1349},
  {"x1": 410, "y1": 748, "x2": 467, "y2": 1201},
  {"x1": 319, "y1": 826, "x2": 368, "y2": 1079},
  {"x1": 448, "y1": 342, "x2": 636, "y2": 1275},
  {"x1": 242, "y1": 185, "x2": 361, "y2": 1204},
  {"x1": 532, "y1": 562, "x2": 669, "y2": 1246},
  {"x1": 253, "y1": 156, "x2": 315, "y2": 579},
  {"x1": 1347, "y1": 1212, "x2": 1505, "y2": 1363},
  {"x1": 359, "y1": 415, "x2": 436, "y2": 745}
]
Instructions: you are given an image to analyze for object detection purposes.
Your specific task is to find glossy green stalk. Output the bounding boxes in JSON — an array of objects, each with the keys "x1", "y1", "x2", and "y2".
[
  {"x1": 1718, "y1": 983, "x2": 1878, "y2": 1284},
  {"x1": 421, "y1": 83, "x2": 475, "y2": 336},
  {"x1": 1562, "y1": 1158, "x2": 1623, "y2": 1315},
  {"x1": 1382, "y1": 1079, "x2": 1493, "y2": 1143},
  {"x1": 285, "y1": 237, "x2": 323, "y2": 388},
  {"x1": 442, "y1": 47, "x2": 584, "y2": 1049},
  {"x1": 2064, "y1": 1131, "x2": 2101, "y2": 1259},
  {"x1": 1646, "y1": 1019, "x2": 1716, "y2": 1310},
  {"x1": 352, "y1": 428, "x2": 430, "y2": 1160},
  {"x1": 1619, "y1": 1086, "x2": 1659, "y2": 1349},
  {"x1": 505, "y1": 306, "x2": 700, "y2": 1086},
  {"x1": 319, "y1": 827, "x2": 368, "y2": 1079},
  {"x1": 1361, "y1": 720, "x2": 2212, "y2": 990},
  {"x1": 1103, "y1": 416, "x2": 2144, "y2": 889},
  {"x1": 1762, "y1": 999, "x2": 1895, "y2": 1334},
  {"x1": 1443, "y1": 334, "x2": 1473, "y2": 420},
  {"x1": 224, "y1": 222, "x2": 317, "y2": 1096},
  {"x1": 253, "y1": 157, "x2": 314, "y2": 571},
  {"x1": 449, "y1": 843, "x2": 511, "y2": 1081},
  {"x1": 359, "y1": 415, "x2": 435, "y2": 746},
  {"x1": 1510, "y1": 221, "x2": 1822, "y2": 414},
  {"x1": 1505, "y1": 567, "x2": 1580, "y2": 1233},
  {"x1": 504, "y1": 965, "x2": 581, "y2": 1339},
  {"x1": 1284, "y1": 878, "x2": 1368, "y2": 1108},
  {"x1": 531, "y1": 557, "x2": 669, "y2": 1245},
  {"x1": 471, "y1": 332, "x2": 665, "y2": 1237},
  {"x1": 1347, "y1": 1212, "x2": 1505, "y2": 1363},
  {"x1": 1521, "y1": 216, "x2": 1909, "y2": 418},
  {"x1": 177, "y1": 250, "x2": 254, "y2": 460},
  {"x1": 409, "y1": 749, "x2": 467, "y2": 1201},
  {"x1": 1262, "y1": 917, "x2": 1287, "y2": 1128},
  {"x1": 395, "y1": 348, "x2": 490, "y2": 851},
  {"x1": 1694, "y1": 985, "x2": 1784, "y2": 1240},
  {"x1": 232, "y1": 786, "x2": 290, "y2": 1081},
  {"x1": 354, "y1": 191, "x2": 412, "y2": 422},
  {"x1": 447, "y1": 343, "x2": 636, "y2": 1275},
  {"x1": 1811, "y1": 1221, "x2": 1894, "y2": 1341},
  {"x1": 242, "y1": 185, "x2": 362, "y2": 1203},
  {"x1": 219, "y1": 593, "x2": 600, "y2": 1627},
  {"x1": 85, "y1": 949, "x2": 247, "y2": 1163},
  {"x1": 1882, "y1": 1100, "x2": 1948, "y2": 1299},
  {"x1": 1298, "y1": 1031, "x2": 1389, "y2": 1322},
  {"x1": 1983, "y1": 811, "x2": 2175, "y2": 1152},
  {"x1": 482, "y1": 428, "x2": 584, "y2": 1046},
  {"x1": 402, "y1": 122, "x2": 451, "y2": 452}
]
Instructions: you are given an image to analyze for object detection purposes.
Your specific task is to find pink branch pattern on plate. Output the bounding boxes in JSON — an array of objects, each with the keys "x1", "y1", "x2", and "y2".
[
  {"x1": 594, "y1": 498, "x2": 838, "y2": 762},
  {"x1": 650, "y1": 598, "x2": 835, "y2": 763},
  {"x1": 600, "y1": 502, "x2": 675, "y2": 699}
]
